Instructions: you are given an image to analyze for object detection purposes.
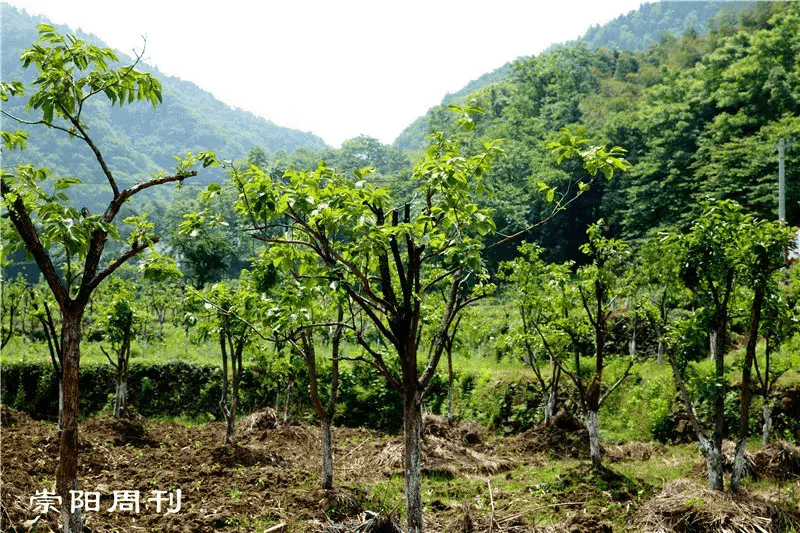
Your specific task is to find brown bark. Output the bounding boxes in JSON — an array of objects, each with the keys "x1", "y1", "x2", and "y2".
[
  {"x1": 56, "y1": 309, "x2": 83, "y2": 533},
  {"x1": 731, "y1": 284, "x2": 764, "y2": 492}
]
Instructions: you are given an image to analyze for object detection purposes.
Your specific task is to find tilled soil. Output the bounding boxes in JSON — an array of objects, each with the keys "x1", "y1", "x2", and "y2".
[
  {"x1": 3, "y1": 408, "x2": 395, "y2": 532},
  {"x1": 2, "y1": 408, "x2": 798, "y2": 532}
]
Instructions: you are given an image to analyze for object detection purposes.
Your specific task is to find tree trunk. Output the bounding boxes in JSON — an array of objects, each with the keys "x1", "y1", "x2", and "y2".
[
  {"x1": 225, "y1": 398, "x2": 237, "y2": 446},
  {"x1": 56, "y1": 310, "x2": 83, "y2": 533},
  {"x1": 113, "y1": 379, "x2": 128, "y2": 419},
  {"x1": 58, "y1": 377, "x2": 64, "y2": 437},
  {"x1": 586, "y1": 409, "x2": 601, "y2": 468},
  {"x1": 731, "y1": 284, "x2": 764, "y2": 492},
  {"x1": 321, "y1": 415, "x2": 334, "y2": 490},
  {"x1": 219, "y1": 328, "x2": 236, "y2": 446},
  {"x1": 709, "y1": 322, "x2": 726, "y2": 491},
  {"x1": 446, "y1": 345, "x2": 454, "y2": 426},
  {"x1": 283, "y1": 380, "x2": 293, "y2": 422},
  {"x1": 544, "y1": 387, "x2": 557, "y2": 425},
  {"x1": 113, "y1": 335, "x2": 130, "y2": 418},
  {"x1": 709, "y1": 329, "x2": 721, "y2": 361},
  {"x1": 302, "y1": 328, "x2": 338, "y2": 490},
  {"x1": 701, "y1": 436, "x2": 724, "y2": 491},
  {"x1": 586, "y1": 376, "x2": 602, "y2": 468},
  {"x1": 761, "y1": 402, "x2": 773, "y2": 445},
  {"x1": 403, "y1": 386, "x2": 424, "y2": 533}
]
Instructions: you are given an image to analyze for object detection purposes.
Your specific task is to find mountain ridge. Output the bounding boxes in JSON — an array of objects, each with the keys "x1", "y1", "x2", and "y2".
[{"x1": 0, "y1": 3, "x2": 329, "y2": 193}]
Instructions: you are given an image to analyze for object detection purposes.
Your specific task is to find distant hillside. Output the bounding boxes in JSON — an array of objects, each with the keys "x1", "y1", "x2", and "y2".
[
  {"x1": 392, "y1": 1, "x2": 749, "y2": 151},
  {"x1": 575, "y1": 1, "x2": 755, "y2": 51},
  {"x1": 393, "y1": 64, "x2": 511, "y2": 151},
  {"x1": 0, "y1": 3, "x2": 329, "y2": 202}
]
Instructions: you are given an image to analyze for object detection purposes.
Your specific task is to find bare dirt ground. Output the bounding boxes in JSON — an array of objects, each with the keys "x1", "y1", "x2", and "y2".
[{"x1": 2, "y1": 407, "x2": 798, "y2": 533}]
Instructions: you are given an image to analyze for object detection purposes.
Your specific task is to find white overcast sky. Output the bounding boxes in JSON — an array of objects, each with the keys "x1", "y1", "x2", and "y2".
[{"x1": 5, "y1": 0, "x2": 647, "y2": 148}]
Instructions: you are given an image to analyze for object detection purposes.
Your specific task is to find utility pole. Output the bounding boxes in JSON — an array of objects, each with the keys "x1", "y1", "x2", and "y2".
[{"x1": 778, "y1": 138, "x2": 787, "y2": 223}]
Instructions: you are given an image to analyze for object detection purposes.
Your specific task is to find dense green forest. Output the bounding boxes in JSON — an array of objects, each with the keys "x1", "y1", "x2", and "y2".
[
  {"x1": 393, "y1": 1, "x2": 755, "y2": 152},
  {"x1": 399, "y1": 1, "x2": 800, "y2": 267}
]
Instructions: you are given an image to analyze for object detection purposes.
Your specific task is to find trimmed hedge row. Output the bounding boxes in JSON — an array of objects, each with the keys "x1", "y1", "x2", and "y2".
[
  {"x1": 2, "y1": 359, "x2": 456, "y2": 432},
  {"x1": 0, "y1": 361, "x2": 286, "y2": 422}
]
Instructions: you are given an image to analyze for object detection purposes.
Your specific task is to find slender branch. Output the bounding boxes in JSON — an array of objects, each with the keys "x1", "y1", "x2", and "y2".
[
  {"x1": 99, "y1": 345, "x2": 118, "y2": 369},
  {"x1": 0, "y1": 110, "x2": 79, "y2": 137},
  {"x1": 668, "y1": 349, "x2": 709, "y2": 441},
  {"x1": 489, "y1": 174, "x2": 600, "y2": 249},
  {"x1": 79, "y1": 40, "x2": 147, "y2": 113},
  {"x1": 1, "y1": 177, "x2": 67, "y2": 306},
  {"x1": 59, "y1": 102, "x2": 120, "y2": 197},
  {"x1": 599, "y1": 357, "x2": 634, "y2": 407},
  {"x1": 105, "y1": 171, "x2": 197, "y2": 222},
  {"x1": 420, "y1": 269, "x2": 463, "y2": 389},
  {"x1": 85, "y1": 238, "x2": 160, "y2": 298}
]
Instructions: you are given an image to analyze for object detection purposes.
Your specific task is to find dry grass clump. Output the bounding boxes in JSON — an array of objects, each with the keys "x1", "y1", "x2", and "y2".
[
  {"x1": 239, "y1": 407, "x2": 280, "y2": 437},
  {"x1": 374, "y1": 434, "x2": 507, "y2": 478},
  {"x1": 751, "y1": 441, "x2": 800, "y2": 481},
  {"x1": 604, "y1": 441, "x2": 665, "y2": 463},
  {"x1": 424, "y1": 414, "x2": 487, "y2": 446},
  {"x1": 369, "y1": 414, "x2": 506, "y2": 478},
  {"x1": 634, "y1": 478, "x2": 799, "y2": 533}
]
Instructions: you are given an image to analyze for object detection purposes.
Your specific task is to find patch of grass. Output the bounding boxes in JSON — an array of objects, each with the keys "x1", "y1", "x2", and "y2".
[
  {"x1": 613, "y1": 443, "x2": 702, "y2": 485},
  {"x1": 361, "y1": 476, "x2": 406, "y2": 520},
  {"x1": 425, "y1": 474, "x2": 486, "y2": 507},
  {"x1": 148, "y1": 414, "x2": 216, "y2": 427}
]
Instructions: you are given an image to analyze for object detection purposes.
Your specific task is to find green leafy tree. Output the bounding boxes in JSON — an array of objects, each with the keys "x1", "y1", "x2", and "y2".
[
  {"x1": 730, "y1": 217, "x2": 795, "y2": 491},
  {"x1": 163, "y1": 189, "x2": 249, "y2": 287},
  {"x1": 572, "y1": 221, "x2": 634, "y2": 468},
  {"x1": 136, "y1": 250, "x2": 184, "y2": 341},
  {"x1": 755, "y1": 263, "x2": 800, "y2": 444},
  {"x1": 190, "y1": 275, "x2": 258, "y2": 445},
  {"x1": 0, "y1": 26, "x2": 214, "y2": 532},
  {"x1": 97, "y1": 277, "x2": 141, "y2": 419},
  {"x1": 256, "y1": 252, "x2": 344, "y2": 489},
  {"x1": 665, "y1": 198, "x2": 794, "y2": 491},
  {"x1": 213, "y1": 109, "x2": 501, "y2": 532},
  {"x1": 0, "y1": 272, "x2": 32, "y2": 348},
  {"x1": 499, "y1": 242, "x2": 571, "y2": 425}
]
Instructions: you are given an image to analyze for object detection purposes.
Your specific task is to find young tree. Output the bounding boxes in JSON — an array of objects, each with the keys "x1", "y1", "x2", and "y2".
[
  {"x1": 0, "y1": 26, "x2": 214, "y2": 532},
  {"x1": 754, "y1": 276, "x2": 798, "y2": 444},
  {"x1": 730, "y1": 218, "x2": 794, "y2": 491},
  {"x1": 263, "y1": 268, "x2": 345, "y2": 490},
  {"x1": 191, "y1": 277, "x2": 256, "y2": 445},
  {"x1": 215, "y1": 114, "x2": 500, "y2": 532},
  {"x1": 570, "y1": 222, "x2": 634, "y2": 468},
  {"x1": 97, "y1": 277, "x2": 142, "y2": 419},
  {"x1": 0, "y1": 273, "x2": 32, "y2": 348},
  {"x1": 666, "y1": 199, "x2": 793, "y2": 491},
  {"x1": 499, "y1": 242, "x2": 571, "y2": 425}
]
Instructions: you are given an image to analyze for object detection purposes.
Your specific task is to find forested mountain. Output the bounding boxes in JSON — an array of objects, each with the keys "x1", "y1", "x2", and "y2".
[
  {"x1": 0, "y1": 3, "x2": 328, "y2": 210},
  {"x1": 576, "y1": 1, "x2": 753, "y2": 51},
  {"x1": 393, "y1": 1, "x2": 752, "y2": 152},
  {"x1": 389, "y1": 1, "x2": 800, "y2": 268}
]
